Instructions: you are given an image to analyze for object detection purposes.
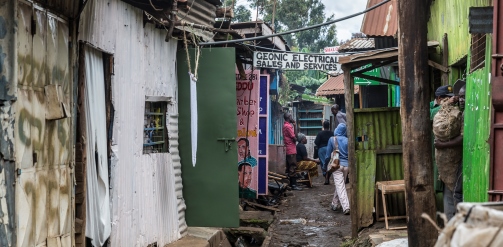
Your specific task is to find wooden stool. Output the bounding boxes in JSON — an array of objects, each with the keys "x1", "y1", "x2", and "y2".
[
  {"x1": 375, "y1": 180, "x2": 408, "y2": 230},
  {"x1": 295, "y1": 170, "x2": 312, "y2": 188}
]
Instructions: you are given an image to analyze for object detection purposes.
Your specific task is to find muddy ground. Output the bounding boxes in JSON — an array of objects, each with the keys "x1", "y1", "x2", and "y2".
[{"x1": 268, "y1": 170, "x2": 353, "y2": 247}]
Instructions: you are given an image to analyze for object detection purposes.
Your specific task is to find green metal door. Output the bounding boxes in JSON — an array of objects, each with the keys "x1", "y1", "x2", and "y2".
[{"x1": 177, "y1": 47, "x2": 239, "y2": 227}]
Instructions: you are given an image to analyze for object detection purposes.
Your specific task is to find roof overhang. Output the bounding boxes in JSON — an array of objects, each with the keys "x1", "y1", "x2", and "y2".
[
  {"x1": 340, "y1": 41, "x2": 439, "y2": 68},
  {"x1": 231, "y1": 21, "x2": 290, "y2": 52},
  {"x1": 338, "y1": 41, "x2": 439, "y2": 86}
]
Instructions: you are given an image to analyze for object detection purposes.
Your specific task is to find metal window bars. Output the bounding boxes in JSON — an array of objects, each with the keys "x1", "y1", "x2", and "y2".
[{"x1": 143, "y1": 101, "x2": 168, "y2": 154}]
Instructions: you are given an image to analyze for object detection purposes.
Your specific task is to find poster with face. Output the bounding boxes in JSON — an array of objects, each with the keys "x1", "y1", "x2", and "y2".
[{"x1": 236, "y1": 70, "x2": 259, "y2": 199}]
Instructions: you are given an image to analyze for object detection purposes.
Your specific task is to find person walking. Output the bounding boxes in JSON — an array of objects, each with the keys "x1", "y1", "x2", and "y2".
[
  {"x1": 331, "y1": 104, "x2": 347, "y2": 126},
  {"x1": 283, "y1": 112, "x2": 302, "y2": 191},
  {"x1": 325, "y1": 123, "x2": 350, "y2": 215},
  {"x1": 314, "y1": 120, "x2": 333, "y2": 184}
]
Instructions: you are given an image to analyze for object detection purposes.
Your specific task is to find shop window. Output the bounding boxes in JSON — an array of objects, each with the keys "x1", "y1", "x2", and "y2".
[
  {"x1": 470, "y1": 33, "x2": 486, "y2": 72},
  {"x1": 143, "y1": 98, "x2": 169, "y2": 154}
]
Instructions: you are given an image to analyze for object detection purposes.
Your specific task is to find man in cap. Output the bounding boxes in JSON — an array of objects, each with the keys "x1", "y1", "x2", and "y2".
[
  {"x1": 430, "y1": 85, "x2": 455, "y2": 119},
  {"x1": 434, "y1": 85, "x2": 465, "y2": 220}
]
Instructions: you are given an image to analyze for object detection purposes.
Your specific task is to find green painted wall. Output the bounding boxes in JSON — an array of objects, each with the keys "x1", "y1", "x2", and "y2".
[
  {"x1": 463, "y1": 36, "x2": 492, "y2": 202},
  {"x1": 427, "y1": 0, "x2": 491, "y2": 71},
  {"x1": 353, "y1": 108, "x2": 403, "y2": 228},
  {"x1": 427, "y1": 0, "x2": 492, "y2": 202}
]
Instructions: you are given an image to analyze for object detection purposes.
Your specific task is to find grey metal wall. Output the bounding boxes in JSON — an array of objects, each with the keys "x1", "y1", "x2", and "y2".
[{"x1": 15, "y1": 1, "x2": 75, "y2": 246}]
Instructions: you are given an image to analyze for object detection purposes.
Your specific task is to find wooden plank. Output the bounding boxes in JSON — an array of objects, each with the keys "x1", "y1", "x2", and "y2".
[
  {"x1": 343, "y1": 66, "x2": 358, "y2": 238},
  {"x1": 352, "y1": 72, "x2": 400, "y2": 86},
  {"x1": 442, "y1": 34, "x2": 449, "y2": 86},
  {"x1": 397, "y1": 0, "x2": 438, "y2": 246},
  {"x1": 428, "y1": 60, "x2": 449, "y2": 73},
  {"x1": 354, "y1": 107, "x2": 400, "y2": 113},
  {"x1": 353, "y1": 59, "x2": 396, "y2": 74},
  {"x1": 245, "y1": 201, "x2": 280, "y2": 212},
  {"x1": 75, "y1": 43, "x2": 88, "y2": 247},
  {"x1": 268, "y1": 171, "x2": 287, "y2": 179}
]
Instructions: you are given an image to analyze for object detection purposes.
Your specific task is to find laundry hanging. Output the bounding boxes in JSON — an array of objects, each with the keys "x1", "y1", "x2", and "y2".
[{"x1": 189, "y1": 72, "x2": 198, "y2": 167}]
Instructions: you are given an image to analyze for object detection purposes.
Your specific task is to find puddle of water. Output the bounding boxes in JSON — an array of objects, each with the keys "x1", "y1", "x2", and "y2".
[{"x1": 279, "y1": 218, "x2": 307, "y2": 225}]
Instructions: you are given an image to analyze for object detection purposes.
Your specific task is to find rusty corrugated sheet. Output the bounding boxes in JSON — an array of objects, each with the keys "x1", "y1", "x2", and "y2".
[
  {"x1": 354, "y1": 107, "x2": 403, "y2": 228},
  {"x1": 80, "y1": 0, "x2": 184, "y2": 245},
  {"x1": 16, "y1": 1, "x2": 74, "y2": 246},
  {"x1": 338, "y1": 38, "x2": 375, "y2": 52},
  {"x1": 316, "y1": 74, "x2": 360, "y2": 96},
  {"x1": 177, "y1": 0, "x2": 216, "y2": 26},
  {"x1": 360, "y1": 0, "x2": 398, "y2": 37}
]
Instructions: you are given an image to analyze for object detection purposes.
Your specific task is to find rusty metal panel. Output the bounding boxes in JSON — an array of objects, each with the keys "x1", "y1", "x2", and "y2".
[
  {"x1": 339, "y1": 38, "x2": 375, "y2": 52},
  {"x1": 361, "y1": 0, "x2": 398, "y2": 37},
  {"x1": 15, "y1": 2, "x2": 73, "y2": 246},
  {"x1": 354, "y1": 108, "x2": 402, "y2": 227},
  {"x1": 490, "y1": 0, "x2": 503, "y2": 201},
  {"x1": 176, "y1": 0, "x2": 216, "y2": 27}
]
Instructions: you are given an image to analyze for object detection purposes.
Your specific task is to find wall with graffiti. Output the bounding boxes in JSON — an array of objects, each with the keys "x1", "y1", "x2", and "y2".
[{"x1": 15, "y1": 2, "x2": 74, "y2": 246}]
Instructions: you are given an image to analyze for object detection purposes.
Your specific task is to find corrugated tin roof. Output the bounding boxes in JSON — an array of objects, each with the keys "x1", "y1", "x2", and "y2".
[
  {"x1": 339, "y1": 38, "x2": 375, "y2": 52},
  {"x1": 469, "y1": 6, "x2": 493, "y2": 34},
  {"x1": 360, "y1": 0, "x2": 398, "y2": 37},
  {"x1": 316, "y1": 74, "x2": 360, "y2": 96}
]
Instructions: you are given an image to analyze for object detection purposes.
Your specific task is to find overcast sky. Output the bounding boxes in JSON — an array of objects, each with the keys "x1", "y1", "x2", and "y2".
[
  {"x1": 321, "y1": 0, "x2": 368, "y2": 43},
  {"x1": 236, "y1": 0, "x2": 369, "y2": 44}
]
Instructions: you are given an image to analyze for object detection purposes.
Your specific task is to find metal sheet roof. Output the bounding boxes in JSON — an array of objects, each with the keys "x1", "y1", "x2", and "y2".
[
  {"x1": 360, "y1": 0, "x2": 398, "y2": 37},
  {"x1": 339, "y1": 38, "x2": 375, "y2": 52},
  {"x1": 316, "y1": 74, "x2": 360, "y2": 96},
  {"x1": 469, "y1": 6, "x2": 494, "y2": 34},
  {"x1": 231, "y1": 21, "x2": 290, "y2": 51},
  {"x1": 339, "y1": 41, "x2": 439, "y2": 66}
]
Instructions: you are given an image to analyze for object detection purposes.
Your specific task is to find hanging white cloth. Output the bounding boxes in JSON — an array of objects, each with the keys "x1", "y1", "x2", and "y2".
[
  {"x1": 189, "y1": 73, "x2": 198, "y2": 167},
  {"x1": 84, "y1": 45, "x2": 111, "y2": 246}
]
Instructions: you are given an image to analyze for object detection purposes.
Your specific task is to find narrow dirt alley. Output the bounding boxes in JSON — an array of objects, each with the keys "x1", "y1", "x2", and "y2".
[{"x1": 268, "y1": 169, "x2": 352, "y2": 247}]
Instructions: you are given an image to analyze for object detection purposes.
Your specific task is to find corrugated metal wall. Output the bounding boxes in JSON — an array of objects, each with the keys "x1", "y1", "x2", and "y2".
[
  {"x1": 15, "y1": 1, "x2": 74, "y2": 246},
  {"x1": 463, "y1": 36, "x2": 492, "y2": 202},
  {"x1": 427, "y1": 0, "x2": 493, "y2": 202},
  {"x1": 427, "y1": 0, "x2": 492, "y2": 67},
  {"x1": 354, "y1": 108, "x2": 403, "y2": 228},
  {"x1": 79, "y1": 0, "x2": 184, "y2": 245}
]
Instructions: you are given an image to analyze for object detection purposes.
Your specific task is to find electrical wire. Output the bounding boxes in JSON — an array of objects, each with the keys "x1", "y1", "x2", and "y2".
[{"x1": 199, "y1": 0, "x2": 391, "y2": 46}]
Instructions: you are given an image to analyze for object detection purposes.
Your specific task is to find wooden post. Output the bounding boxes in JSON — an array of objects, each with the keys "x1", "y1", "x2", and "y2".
[
  {"x1": 397, "y1": 0, "x2": 438, "y2": 246},
  {"x1": 343, "y1": 65, "x2": 358, "y2": 237},
  {"x1": 75, "y1": 43, "x2": 88, "y2": 247},
  {"x1": 442, "y1": 34, "x2": 449, "y2": 86}
]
